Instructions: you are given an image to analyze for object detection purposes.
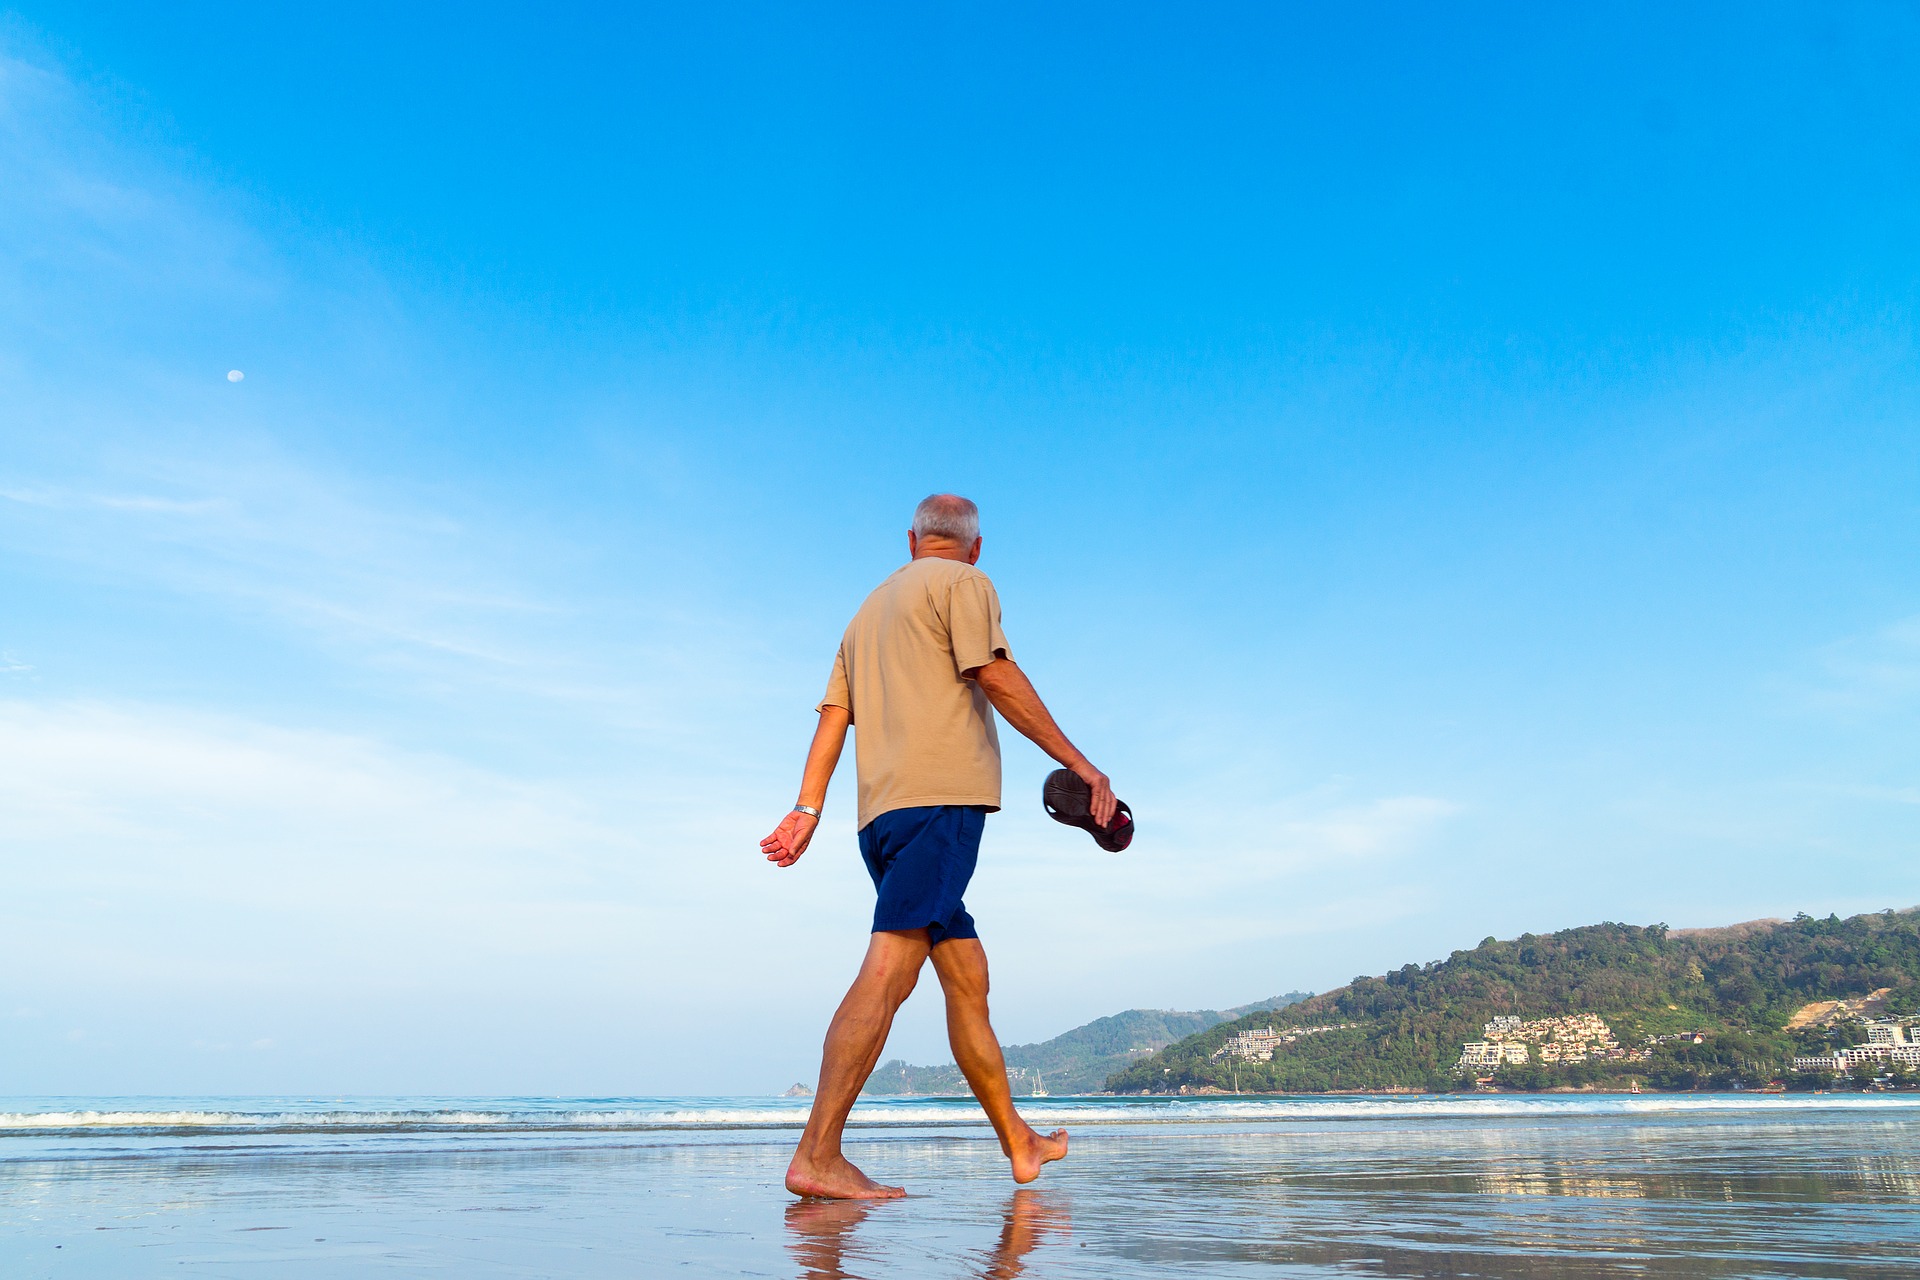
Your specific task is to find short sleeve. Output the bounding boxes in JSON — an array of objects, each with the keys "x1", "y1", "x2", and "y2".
[
  {"x1": 948, "y1": 572, "x2": 1013, "y2": 677},
  {"x1": 818, "y1": 643, "x2": 852, "y2": 719}
]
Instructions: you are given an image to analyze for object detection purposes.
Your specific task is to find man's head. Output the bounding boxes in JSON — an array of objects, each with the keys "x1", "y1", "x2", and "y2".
[{"x1": 909, "y1": 493, "x2": 982, "y2": 564}]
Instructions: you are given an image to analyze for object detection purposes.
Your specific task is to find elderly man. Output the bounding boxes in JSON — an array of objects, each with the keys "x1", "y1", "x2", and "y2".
[{"x1": 762, "y1": 494, "x2": 1118, "y2": 1200}]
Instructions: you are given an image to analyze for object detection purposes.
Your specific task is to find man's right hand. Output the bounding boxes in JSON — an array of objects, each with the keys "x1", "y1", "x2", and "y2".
[
  {"x1": 762, "y1": 810, "x2": 821, "y2": 868},
  {"x1": 1073, "y1": 760, "x2": 1117, "y2": 829}
]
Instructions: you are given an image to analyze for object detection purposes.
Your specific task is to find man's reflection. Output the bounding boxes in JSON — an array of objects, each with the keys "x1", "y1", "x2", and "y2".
[
  {"x1": 983, "y1": 1190, "x2": 1071, "y2": 1280},
  {"x1": 785, "y1": 1198, "x2": 874, "y2": 1280},
  {"x1": 784, "y1": 1189, "x2": 1070, "y2": 1280}
]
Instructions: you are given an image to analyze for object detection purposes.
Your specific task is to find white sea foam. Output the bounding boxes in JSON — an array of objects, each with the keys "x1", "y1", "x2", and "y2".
[{"x1": 3, "y1": 1092, "x2": 1919, "y2": 1136}]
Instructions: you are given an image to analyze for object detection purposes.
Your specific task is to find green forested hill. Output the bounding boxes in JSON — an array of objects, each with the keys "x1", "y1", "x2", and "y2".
[
  {"x1": 1106, "y1": 909, "x2": 1920, "y2": 1093},
  {"x1": 865, "y1": 993, "x2": 1311, "y2": 1095}
]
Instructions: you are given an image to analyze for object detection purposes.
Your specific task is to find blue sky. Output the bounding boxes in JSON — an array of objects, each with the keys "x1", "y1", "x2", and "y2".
[{"x1": 3, "y1": 2, "x2": 1919, "y2": 1094}]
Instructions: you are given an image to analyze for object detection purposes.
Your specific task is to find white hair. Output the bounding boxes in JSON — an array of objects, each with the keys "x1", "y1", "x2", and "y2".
[{"x1": 912, "y1": 493, "x2": 980, "y2": 544}]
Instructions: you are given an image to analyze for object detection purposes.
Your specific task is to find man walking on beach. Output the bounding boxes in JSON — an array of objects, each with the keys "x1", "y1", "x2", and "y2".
[{"x1": 762, "y1": 494, "x2": 1119, "y2": 1200}]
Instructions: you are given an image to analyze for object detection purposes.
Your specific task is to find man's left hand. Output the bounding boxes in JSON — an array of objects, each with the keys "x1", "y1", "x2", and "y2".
[{"x1": 761, "y1": 810, "x2": 820, "y2": 868}]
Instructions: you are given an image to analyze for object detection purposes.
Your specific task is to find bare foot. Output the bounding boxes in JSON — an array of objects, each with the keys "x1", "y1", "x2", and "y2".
[
  {"x1": 786, "y1": 1153, "x2": 907, "y2": 1199},
  {"x1": 1008, "y1": 1127, "x2": 1069, "y2": 1184}
]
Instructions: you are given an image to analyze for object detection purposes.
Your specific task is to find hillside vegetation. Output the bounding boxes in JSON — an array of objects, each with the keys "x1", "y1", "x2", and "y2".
[
  {"x1": 1107, "y1": 909, "x2": 1920, "y2": 1093},
  {"x1": 865, "y1": 993, "x2": 1311, "y2": 1095}
]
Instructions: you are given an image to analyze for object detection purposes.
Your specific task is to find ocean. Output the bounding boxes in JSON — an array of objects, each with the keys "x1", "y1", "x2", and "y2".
[{"x1": 4, "y1": 1093, "x2": 1917, "y2": 1277}]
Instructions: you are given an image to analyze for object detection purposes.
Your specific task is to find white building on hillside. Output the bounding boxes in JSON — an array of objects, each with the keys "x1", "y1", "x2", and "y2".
[
  {"x1": 1793, "y1": 1044, "x2": 1920, "y2": 1073},
  {"x1": 1460, "y1": 1013, "x2": 1630, "y2": 1069},
  {"x1": 1457, "y1": 1041, "x2": 1529, "y2": 1071},
  {"x1": 1216, "y1": 1028, "x2": 1284, "y2": 1062}
]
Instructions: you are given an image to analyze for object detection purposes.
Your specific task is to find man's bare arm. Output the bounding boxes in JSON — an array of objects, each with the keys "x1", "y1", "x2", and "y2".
[
  {"x1": 968, "y1": 658, "x2": 1117, "y2": 826},
  {"x1": 761, "y1": 704, "x2": 851, "y2": 868}
]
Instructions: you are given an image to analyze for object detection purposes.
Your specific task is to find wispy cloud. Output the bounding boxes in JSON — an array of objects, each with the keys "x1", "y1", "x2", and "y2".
[
  {"x1": 0, "y1": 48, "x2": 276, "y2": 322},
  {"x1": 1785, "y1": 615, "x2": 1920, "y2": 716},
  {"x1": 5, "y1": 460, "x2": 546, "y2": 660},
  {"x1": 0, "y1": 47, "x2": 845, "y2": 1081},
  {"x1": 1821, "y1": 783, "x2": 1920, "y2": 806},
  {"x1": 2, "y1": 487, "x2": 222, "y2": 514},
  {"x1": 1139, "y1": 784, "x2": 1465, "y2": 885},
  {"x1": 1274, "y1": 793, "x2": 1463, "y2": 861},
  {"x1": 0, "y1": 699, "x2": 622, "y2": 881},
  {"x1": 0, "y1": 50, "x2": 567, "y2": 693},
  {"x1": 0, "y1": 440, "x2": 795, "y2": 773},
  {"x1": 0, "y1": 699, "x2": 706, "y2": 989},
  {"x1": 954, "y1": 783, "x2": 1465, "y2": 994}
]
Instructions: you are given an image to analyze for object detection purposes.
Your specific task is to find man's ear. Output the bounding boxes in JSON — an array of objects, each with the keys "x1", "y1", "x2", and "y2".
[
  {"x1": 968, "y1": 536, "x2": 983, "y2": 565},
  {"x1": 908, "y1": 529, "x2": 919, "y2": 557}
]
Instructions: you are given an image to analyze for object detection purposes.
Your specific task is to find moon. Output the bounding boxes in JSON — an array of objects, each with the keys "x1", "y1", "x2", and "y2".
[{"x1": 227, "y1": 370, "x2": 244, "y2": 382}]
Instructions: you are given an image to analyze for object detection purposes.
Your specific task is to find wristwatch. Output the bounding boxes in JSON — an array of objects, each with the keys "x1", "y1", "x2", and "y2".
[{"x1": 792, "y1": 804, "x2": 822, "y2": 819}]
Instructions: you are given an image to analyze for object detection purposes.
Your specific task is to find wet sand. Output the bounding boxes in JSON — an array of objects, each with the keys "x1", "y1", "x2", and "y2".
[{"x1": 4, "y1": 1100, "x2": 1919, "y2": 1277}]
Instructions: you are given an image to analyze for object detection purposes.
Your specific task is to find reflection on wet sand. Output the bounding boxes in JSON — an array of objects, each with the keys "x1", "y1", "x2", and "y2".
[
  {"x1": 1072, "y1": 1121, "x2": 1920, "y2": 1278},
  {"x1": 786, "y1": 1190, "x2": 1070, "y2": 1280},
  {"x1": 784, "y1": 1199, "x2": 874, "y2": 1280},
  {"x1": 8, "y1": 1107, "x2": 1920, "y2": 1277},
  {"x1": 982, "y1": 1192, "x2": 1071, "y2": 1280}
]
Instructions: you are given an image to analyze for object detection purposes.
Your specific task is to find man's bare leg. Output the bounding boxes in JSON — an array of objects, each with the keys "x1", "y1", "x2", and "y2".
[
  {"x1": 930, "y1": 938, "x2": 1069, "y2": 1183},
  {"x1": 786, "y1": 929, "x2": 932, "y2": 1199}
]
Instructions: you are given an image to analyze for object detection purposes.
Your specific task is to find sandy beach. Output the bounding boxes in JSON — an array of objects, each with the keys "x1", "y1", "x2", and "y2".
[{"x1": 4, "y1": 1094, "x2": 1918, "y2": 1278}]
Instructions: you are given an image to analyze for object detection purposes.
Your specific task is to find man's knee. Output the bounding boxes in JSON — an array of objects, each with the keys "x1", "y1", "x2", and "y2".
[{"x1": 889, "y1": 964, "x2": 923, "y2": 1005}]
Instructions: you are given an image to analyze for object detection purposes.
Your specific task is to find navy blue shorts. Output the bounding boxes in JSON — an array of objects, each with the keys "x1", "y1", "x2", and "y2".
[{"x1": 858, "y1": 805, "x2": 984, "y2": 944}]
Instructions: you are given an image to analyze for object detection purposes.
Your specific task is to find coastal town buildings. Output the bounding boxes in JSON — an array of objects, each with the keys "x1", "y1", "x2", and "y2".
[
  {"x1": 1213, "y1": 1023, "x2": 1355, "y2": 1062},
  {"x1": 1457, "y1": 1040, "x2": 1530, "y2": 1070},
  {"x1": 1441, "y1": 1003, "x2": 1920, "y2": 1084},
  {"x1": 1455, "y1": 1013, "x2": 1648, "y2": 1072},
  {"x1": 1792, "y1": 1020, "x2": 1920, "y2": 1074},
  {"x1": 1792, "y1": 1045, "x2": 1920, "y2": 1073},
  {"x1": 1216, "y1": 1028, "x2": 1285, "y2": 1061}
]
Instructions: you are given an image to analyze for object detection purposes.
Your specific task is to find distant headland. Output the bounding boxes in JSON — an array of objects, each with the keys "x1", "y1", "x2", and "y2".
[{"x1": 866, "y1": 907, "x2": 1920, "y2": 1096}]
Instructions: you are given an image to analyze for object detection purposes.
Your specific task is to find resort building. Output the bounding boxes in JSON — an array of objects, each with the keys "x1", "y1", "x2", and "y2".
[
  {"x1": 1793, "y1": 1043, "x2": 1920, "y2": 1074},
  {"x1": 1852, "y1": 1044, "x2": 1920, "y2": 1067},
  {"x1": 1864, "y1": 1021, "x2": 1918, "y2": 1047},
  {"x1": 1212, "y1": 1022, "x2": 1357, "y2": 1063},
  {"x1": 1464, "y1": 1013, "x2": 1639, "y2": 1066},
  {"x1": 1216, "y1": 1028, "x2": 1285, "y2": 1062},
  {"x1": 1457, "y1": 1041, "x2": 1529, "y2": 1070}
]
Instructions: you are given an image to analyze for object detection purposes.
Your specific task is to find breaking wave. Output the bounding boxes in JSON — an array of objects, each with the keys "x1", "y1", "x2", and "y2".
[{"x1": 5, "y1": 1092, "x2": 1919, "y2": 1137}]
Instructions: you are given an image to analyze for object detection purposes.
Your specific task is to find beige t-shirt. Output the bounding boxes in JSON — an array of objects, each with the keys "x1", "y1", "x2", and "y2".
[{"x1": 820, "y1": 556, "x2": 1013, "y2": 829}]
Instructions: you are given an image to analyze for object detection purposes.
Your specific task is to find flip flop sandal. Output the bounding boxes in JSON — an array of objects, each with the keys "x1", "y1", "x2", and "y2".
[{"x1": 1043, "y1": 768, "x2": 1134, "y2": 852}]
